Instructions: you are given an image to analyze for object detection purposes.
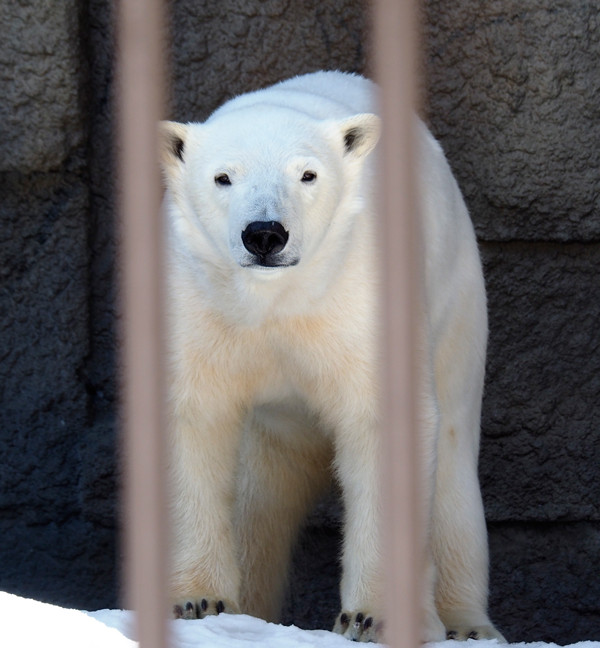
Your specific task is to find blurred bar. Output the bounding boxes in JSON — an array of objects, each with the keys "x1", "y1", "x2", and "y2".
[
  {"x1": 373, "y1": 1, "x2": 422, "y2": 647},
  {"x1": 117, "y1": 1, "x2": 169, "y2": 647}
]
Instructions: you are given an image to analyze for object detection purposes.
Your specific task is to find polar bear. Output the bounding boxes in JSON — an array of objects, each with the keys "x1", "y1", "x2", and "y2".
[{"x1": 159, "y1": 71, "x2": 504, "y2": 643}]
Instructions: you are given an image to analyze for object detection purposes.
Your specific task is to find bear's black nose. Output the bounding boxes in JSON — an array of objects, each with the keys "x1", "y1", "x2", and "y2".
[{"x1": 242, "y1": 221, "x2": 289, "y2": 259}]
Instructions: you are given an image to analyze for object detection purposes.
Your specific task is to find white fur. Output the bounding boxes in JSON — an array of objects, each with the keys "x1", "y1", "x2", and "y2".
[{"x1": 159, "y1": 71, "x2": 504, "y2": 643}]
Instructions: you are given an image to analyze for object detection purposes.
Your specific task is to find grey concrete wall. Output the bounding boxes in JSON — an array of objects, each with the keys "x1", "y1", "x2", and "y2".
[{"x1": 1, "y1": 0, "x2": 598, "y2": 643}]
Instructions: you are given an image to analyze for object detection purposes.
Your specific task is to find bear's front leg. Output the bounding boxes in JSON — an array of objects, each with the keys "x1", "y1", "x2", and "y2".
[
  {"x1": 168, "y1": 405, "x2": 244, "y2": 619},
  {"x1": 333, "y1": 418, "x2": 385, "y2": 643}
]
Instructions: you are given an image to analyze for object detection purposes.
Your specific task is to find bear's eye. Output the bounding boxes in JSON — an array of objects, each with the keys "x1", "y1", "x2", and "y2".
[
  {"x1": 301, "y1": 170, "x2": 317, "y2": 183},
  {"x1": 214, "y1": 173, "x2": 231, "y2": 186}
]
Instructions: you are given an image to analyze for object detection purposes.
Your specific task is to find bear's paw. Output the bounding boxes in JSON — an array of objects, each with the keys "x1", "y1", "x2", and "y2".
[
  {"x1": 333, "y1": 610, "x2": 383, "y2": 643},
  {"x1": 172, "y1": 596, "x2": 240, "y2": 620},
  {"x1": 445, "y1": 624, "x2": 506, "y2": 642}
]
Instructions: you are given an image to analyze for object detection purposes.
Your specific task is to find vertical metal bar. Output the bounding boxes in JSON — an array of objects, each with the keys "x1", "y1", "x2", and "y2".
[
  {"x1": 373, "y1": 1, "x2": 421, "y2": 648},
  {"x1": 117, "y1": 1, "x2": 168, "y2": 648}
]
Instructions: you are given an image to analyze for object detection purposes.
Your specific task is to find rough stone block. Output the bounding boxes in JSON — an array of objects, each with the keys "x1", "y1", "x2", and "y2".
[
  {"x1": 0, "y1": 1, "x2": 84, "y2": 172},
  {"x1": 480, "y1": 242, "x2": 600, "y2": 521},
  {"x1": 168, "y1": 0, "x2": 368, "y2": 121},
  {"x1": 423, "y1": 1, "x2": 600, "y2": 242},
  {"x1": 488, "y1": 522, "x2": 600, "y2": 643}
]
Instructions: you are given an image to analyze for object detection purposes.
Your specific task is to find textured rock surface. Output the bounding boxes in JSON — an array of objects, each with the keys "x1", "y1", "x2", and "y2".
[
  {"x1": 0, "y1": 0, "x2": 118, "y2": 611},
  {"x1": 481, "y1": 242, "x2": 600, "y2": 522},
  {"x1": 167, "y1": 0, "x2": 368, "y2": 120},
  {"x1": 1, "y1": 0, "x2": 599, "y2": 644},
  {"x1": 422, "y1": 4, "x2": 600, "y2": 641},
  {"x1": 489, "y1": 522, "x2": 600, "y2": 642},
  {"x1": 0, "y1": 2, "x2": 84, "y2": 172},
  {"x1": 423, "y1": 1, "x2": 600, "y2": 242}
]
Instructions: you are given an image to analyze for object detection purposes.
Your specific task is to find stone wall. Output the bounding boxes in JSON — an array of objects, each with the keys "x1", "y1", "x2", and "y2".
[
  {"x1": 0, "y1": 0, "x2": 118, "y2": 609},
  {"x1": 422, "y1": 3, "x2": 600, "y2": 641},
  {"x1": 0, "y1": 0, "x2": 598, "y2": 643}
]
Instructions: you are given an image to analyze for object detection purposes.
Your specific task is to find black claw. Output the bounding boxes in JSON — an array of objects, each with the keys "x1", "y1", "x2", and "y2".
[
  {"x1": 340, "y1": 613, "x2": 349, "y2": 626},
  {"x1": 364, "y1": 616, "x2": 373, "y2": 630},
  {"x1": 185, "y1": 601, "x2": 194, "y2": 612},
  {"x1": 355, "y1": 612, "x2": 364, "y2": 624},
  {"x1": 468, "y1": 631, "x2": 479, "y2": 640},
  {"x1": 447, "y1": 630, "x2": 458, "y2": 640},
  {"x1": 216, "y1": 600, "x2": 225, "y2": 614},
  {"x1": 200, "y1": 599, "x2": 208, "y2": 611},
  {"x1": 173, "y1": 604, "x2": 183, "y2": 618}
]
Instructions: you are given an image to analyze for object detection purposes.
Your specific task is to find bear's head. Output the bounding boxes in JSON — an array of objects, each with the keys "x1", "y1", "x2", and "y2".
[{"x1": 159, "y1": 107, "x2": 380, "y2": 295}]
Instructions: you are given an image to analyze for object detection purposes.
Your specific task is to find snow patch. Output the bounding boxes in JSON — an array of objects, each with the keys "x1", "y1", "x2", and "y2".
[
  {"x1": 2, "y1": 592, "x2": 600, "y2": 648},
  {"x1": 0, "y1": 591, "x2": 135, "y2": 648}
]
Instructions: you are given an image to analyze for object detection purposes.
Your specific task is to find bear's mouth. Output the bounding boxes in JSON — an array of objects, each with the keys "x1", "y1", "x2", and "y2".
[{"x1": 242, "y1": 256, "x2": 299, "y2": 269}]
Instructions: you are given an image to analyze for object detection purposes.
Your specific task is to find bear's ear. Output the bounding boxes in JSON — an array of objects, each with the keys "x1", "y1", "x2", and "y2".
[
  {"x1": 158, "y1": 121, "x2": 189, "y2": 183},
  {"x1": 338, "y1": 113, "x2": 381, "y2": 158}
]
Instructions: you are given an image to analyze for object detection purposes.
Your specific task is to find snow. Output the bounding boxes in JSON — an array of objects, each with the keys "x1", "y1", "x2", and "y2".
[
  {"x1": 0, "y1": 591, "x2": 135, "y2": 648},
  {"x1": 1, "y1": 591, "x2": 599, "y2": 648},
  {"x1": 91, "y1": 604, "x2": 362, "y2": 647}
]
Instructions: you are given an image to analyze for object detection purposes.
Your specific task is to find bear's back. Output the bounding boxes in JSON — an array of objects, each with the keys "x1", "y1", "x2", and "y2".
[{"x1": 209, "y1": 71, "x2": 376, "y2": 123}]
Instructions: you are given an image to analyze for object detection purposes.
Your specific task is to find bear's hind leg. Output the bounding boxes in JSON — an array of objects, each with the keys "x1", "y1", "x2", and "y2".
[{"x1": 235, "y1": 410, "x2": 332, "y2": 621}]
